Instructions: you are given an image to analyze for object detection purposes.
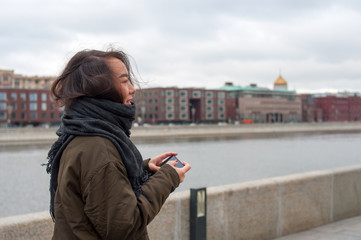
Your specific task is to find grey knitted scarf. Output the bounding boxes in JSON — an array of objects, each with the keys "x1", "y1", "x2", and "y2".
[{"x1": 45, "y1": 97, "x2": 149, "y2": 221}]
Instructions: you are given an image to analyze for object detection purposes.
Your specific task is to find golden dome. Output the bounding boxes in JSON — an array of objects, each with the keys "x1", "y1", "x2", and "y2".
[{"x1": 274, "y1": 75, "x2": 287, "y2": 85}]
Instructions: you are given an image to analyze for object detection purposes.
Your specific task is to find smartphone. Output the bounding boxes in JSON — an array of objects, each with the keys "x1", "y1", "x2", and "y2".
[{"x1": 160, "y1": 155, "x2": 184, "y2": 168}]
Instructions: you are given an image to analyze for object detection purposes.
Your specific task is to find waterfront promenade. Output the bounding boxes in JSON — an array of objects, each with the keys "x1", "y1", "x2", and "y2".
[{"x1": 1, "y1": 122, "x2": 361, "y2": 146}]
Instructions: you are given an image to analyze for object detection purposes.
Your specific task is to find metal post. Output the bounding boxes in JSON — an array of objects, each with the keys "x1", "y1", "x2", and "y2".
[{"x1": 190, "y1": 188, "x2": 207, "y2": 240}]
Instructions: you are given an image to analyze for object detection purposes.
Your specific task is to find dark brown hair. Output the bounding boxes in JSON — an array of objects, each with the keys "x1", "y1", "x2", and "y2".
[{"x1": 51, "y1": 49, "x2": 136, "y2": 109}]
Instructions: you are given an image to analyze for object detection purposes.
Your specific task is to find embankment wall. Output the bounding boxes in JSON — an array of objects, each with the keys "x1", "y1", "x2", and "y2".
[
  {"x1": 1, "y1": 165, "x2": 361, "y2": 240},
  {"x1": 1, "y1": 122, "x2": 361, "y2": 146}
]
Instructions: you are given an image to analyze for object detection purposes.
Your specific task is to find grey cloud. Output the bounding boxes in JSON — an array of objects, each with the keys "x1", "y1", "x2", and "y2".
[{"x1": 1, "y1": 0, "x2": 361, "y2": 92}]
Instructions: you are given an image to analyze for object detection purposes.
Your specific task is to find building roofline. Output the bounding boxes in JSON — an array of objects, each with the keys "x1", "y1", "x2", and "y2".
[{"x1": 217, "y1": 85, "x2": 296, "y2": 93}]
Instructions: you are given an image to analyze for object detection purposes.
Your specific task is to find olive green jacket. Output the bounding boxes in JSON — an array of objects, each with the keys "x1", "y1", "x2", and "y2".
[{"x1": 52, "y1": 136, "x2": 180, "y2": 240}]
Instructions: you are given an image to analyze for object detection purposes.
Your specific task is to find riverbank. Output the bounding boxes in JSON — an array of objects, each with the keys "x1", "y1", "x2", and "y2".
[{"x1": 1, "y1": 122, "x2": 361, "y2": 146}]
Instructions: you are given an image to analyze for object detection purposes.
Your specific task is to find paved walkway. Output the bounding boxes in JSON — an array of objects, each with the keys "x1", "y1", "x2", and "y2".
[{"x1": 274, "y1": 216, "x2": 361, "y2": 240}]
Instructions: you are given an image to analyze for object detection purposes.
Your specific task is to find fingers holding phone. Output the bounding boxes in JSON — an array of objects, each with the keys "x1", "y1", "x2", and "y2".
[
  {"x1": 164, "y1": 156, "x2": 191, "y2": 183},
  {"x1": 149, "y1": 152, "x2": 178, "y2": 172},
  {"x1": 174, "y1": 161, "x2": 191, "y2": 183}
]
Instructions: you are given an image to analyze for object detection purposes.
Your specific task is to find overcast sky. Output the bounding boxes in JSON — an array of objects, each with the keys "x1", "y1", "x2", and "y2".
[{"x1": 1, "y1": 0, "x2": 361, "y2": 93}]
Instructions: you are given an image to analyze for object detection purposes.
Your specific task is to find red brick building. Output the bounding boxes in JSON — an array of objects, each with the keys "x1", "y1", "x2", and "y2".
[
  {"x1": 348, "y1": 95, "x2": 361, "y2": 121},
  {"x1": 134, "y1": 87, "x2": 227, "y2": 124},
  {"x1": 299, "y1": 94, "x2": 323, "y2": 122},
  {"x1": 316, "y1": 95, "x2": 349, "y2": 122},
  {"x1": 0, "y1": 88, "x2": 63, "y2": 127},
  {"x1": 301, "y1": 93, "x2": 361, "y2": 122}
]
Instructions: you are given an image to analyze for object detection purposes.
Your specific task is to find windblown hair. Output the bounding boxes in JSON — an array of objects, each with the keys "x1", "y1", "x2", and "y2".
[{"x1": 51, "y1": 49, "x2": 136, "y2": 109}]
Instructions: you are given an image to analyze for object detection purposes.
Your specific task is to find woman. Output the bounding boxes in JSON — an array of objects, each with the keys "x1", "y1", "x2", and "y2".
[{"x1": 45, "y1": 49, "x2": 191, "y2": 239}]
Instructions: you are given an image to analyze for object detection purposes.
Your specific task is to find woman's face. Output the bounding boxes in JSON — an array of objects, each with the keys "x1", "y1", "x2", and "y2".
[{"x1": 107, "y1": 57, "x2": 135, "y2": 105}]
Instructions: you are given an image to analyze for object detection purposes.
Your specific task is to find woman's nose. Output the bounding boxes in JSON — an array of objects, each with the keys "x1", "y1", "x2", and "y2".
[{"x1": 129, "y1": 82, "x2": 136, "y2": 94}]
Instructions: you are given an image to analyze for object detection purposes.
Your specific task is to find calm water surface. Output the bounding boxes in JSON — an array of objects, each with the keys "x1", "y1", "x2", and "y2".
[{"x1": 1, "y1": 131, "x2": 360, "y2": 218}]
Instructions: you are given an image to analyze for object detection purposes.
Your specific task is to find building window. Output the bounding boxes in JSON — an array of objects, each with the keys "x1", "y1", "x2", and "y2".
[
  {"x1": 30, "y1": 112, "x2": 37, "y2": 119},
  {"x1": 11, "y1": 103, "x2": 17, "y2": 110},
  {"x1": 0, "y1": 112, "x2": 6, "y2": 119},
  {"x1": 180, "y1": 91, "x2": 187, "y2": 97},
  {"x1": 206, "y1": 92, "x2": 213, "y2": 97},
  {"x1": 0, "y1": 93, "x2": 6, "y2": 100},
  {"x1": 167, "y1": 98, "x2": 173, "y2": 104},
  {"x1": 41, "y1": 93, "x2": 47, "y2": 101},
  {"x1": 21, "y1": 103, "x2": 26, "y2": 110},
  {"x1": 20, "y1": 93, "x2": 26, "y2": 101},
  {"x1": 207, "y1": 113, "x2": 213, "y2": 119},
  {"x1": 207, "y1": 99, "x2": 213, "y2": 104},
  {"x1": 219, "y1": 113, "x2": 225, "y2": 119},
  {"x1": 51, "y1": 112, "x2": 55, "y2": 119},
  {"x1": 167, "y1": 113, "x2": 174, "y2": 119},
  {"x1": 219, "y1": 107, "x2": 224, "y2": 111},
  {"x1": 181, "y1": 113, "x2": 187, "y2": 119},
  {"x1": 207, "y1": 106, "x2": 212, "y2": 111},
  {"x1": 180, "y1": 99, "x2": 187, "y2": 104},
  {"x1": 21, "y1": 112, "x2": 26, "y2": 119},
  {"x1": 181, "y1": 106, "x2": 187, "y2": 111},
  {"x1": 30, "y1": 103, "x2": 37, "y2": 110},
  {"x1": 41, "y1": 103, "x2": 47, "y2": 111},
  {"x1": 11, "y1": 93, "x2": 17, "y2": 100},
  {"x1": 218, "y1": 92, "x2": 225, "y2": 98},
  {"x1": 42, "y1": 112, "x2": 47, "y2": 119},
  {"x1": 193, "y1": 91, "x2": 200, "y2": 98},
  {"x1": 29, "y1": 93, "x2": 37, "y2": 101},
  {"x1": 0, "y1": 103, "x2": 6, "y2": 110},
  {"x1": 219, "y1": 99, "x2": 225, "y2": 105},
  {"x1": 167, "y1": 106, "x2": 174, "y2": 111},
  {"x1": 11, "y1": 113, "x2": 16, "y2": 119},
  {"x1": 166, "y1": 90, "x2": 173, "y2": 96}
]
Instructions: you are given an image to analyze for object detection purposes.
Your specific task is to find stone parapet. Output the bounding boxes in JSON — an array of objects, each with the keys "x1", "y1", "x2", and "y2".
[
  {"x1": 1, "y1": 122, "x2": 361, "y2": 146},
  {"x1": 1, "y1": 165, "x2": 361, "y2": 239}
]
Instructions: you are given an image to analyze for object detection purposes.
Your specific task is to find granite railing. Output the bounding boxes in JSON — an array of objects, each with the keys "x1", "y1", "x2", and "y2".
[{"x1": 1, "y1": 165, "x2": 361, "y2": 240}]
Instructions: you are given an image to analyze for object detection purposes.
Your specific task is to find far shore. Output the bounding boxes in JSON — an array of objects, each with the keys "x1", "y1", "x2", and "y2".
[{"x1": 1, "y1": 122, "x2": 361, "y2": 146}]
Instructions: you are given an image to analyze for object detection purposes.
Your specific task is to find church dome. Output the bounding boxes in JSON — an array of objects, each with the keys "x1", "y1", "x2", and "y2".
[
  {"x1": 273, "y1": 75, "x2": 288, "y2": 90},
  {"x1": 274, "y1": 75, "x2": 287, "y2": 85}
]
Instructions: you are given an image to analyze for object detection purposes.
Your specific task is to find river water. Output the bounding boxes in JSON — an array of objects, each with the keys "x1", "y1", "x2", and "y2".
[{"x1": 1, "y1": 131, "x2": 361, "y2": 218}]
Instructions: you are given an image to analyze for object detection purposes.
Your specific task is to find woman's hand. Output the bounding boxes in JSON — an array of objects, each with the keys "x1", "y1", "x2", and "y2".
[
  {"x1": 148, "y1": 152, "x2": 177, "y2": 172},
  {"x1": 167, "y1": 161, "x2": 191, "y2": 183}
]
